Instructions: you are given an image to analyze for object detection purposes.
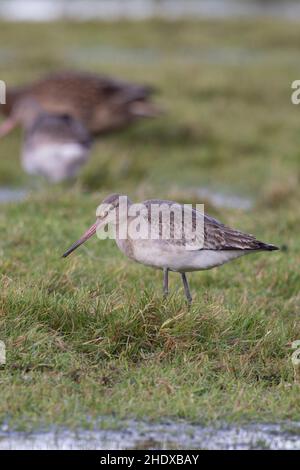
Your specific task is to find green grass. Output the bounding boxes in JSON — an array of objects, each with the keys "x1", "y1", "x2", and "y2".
[{"x1": 0, "y1": 19, "x2": 300, "y2": 429}]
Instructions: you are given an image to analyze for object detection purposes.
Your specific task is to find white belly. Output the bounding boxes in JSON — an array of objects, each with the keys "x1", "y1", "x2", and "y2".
[
  {"x1": 22, "y1": 143, "x2": 89, "y2": 182},
  {"x1": 117, "y1": 239, "x2": 249, "y2": 272}
]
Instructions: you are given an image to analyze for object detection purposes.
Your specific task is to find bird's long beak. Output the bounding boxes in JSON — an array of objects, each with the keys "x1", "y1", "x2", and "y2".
[
  {"x1": 0, "y1": 117, "x2": 18, "y2": 138},
  {"x1": 62, "y1": 222, "x2": 98, "y2": 258}
]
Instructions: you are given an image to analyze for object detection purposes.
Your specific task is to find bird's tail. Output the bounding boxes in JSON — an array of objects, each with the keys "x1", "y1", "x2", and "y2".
[{"x1": 258, "y1": 242, "x2": 279, "y2": 251}]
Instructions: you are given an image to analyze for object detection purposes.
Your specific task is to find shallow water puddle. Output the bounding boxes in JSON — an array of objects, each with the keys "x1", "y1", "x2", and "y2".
[
  {"x1": 66, "y1": 46, "x2": 300, "y2": 67},
  {"x1": 0, "y1": 188, "x2": 28, "y2": 204},
  {"x1": 195, "y1": 187, "x2": 253, "y2": 210},
  {"x1": 1, "y1": 421, "x2": 300, "y2": 450},
  {"x1": 170, "y1": 186, "x2": 254, "y2": 211},
  {"x1": 1, "y1": 1, "x2": 300, "y2": 21}
]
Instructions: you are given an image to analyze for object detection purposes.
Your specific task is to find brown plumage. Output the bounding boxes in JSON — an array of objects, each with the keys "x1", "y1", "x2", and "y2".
[
  {"x1": 202, "y1": 214, "x2": 277, "y2": 251},
  {"x1": 0, "y1": 70, "x2": 161, "y2": 137},
  {"x1": 138, "y1": 199, "x2": 278, "y2": 251}
]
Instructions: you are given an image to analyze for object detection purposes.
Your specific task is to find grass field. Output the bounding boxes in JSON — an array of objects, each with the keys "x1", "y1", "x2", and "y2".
[{"x1": 0, "y1": 19, "x2": 300, "y2": 430}]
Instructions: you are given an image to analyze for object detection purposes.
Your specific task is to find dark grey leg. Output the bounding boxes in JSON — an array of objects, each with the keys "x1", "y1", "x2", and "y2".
[
  {"x1": 163, "y1": 268, "x2": 169, "y2": 297},
  {"x1": 181, "y1": 273, "x2": 192, "y2": 304}
]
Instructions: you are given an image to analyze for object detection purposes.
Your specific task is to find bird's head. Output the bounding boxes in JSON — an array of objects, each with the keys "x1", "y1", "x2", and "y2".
[{"x1": 62, "y1": 193, "x2": 132, "y2": 258}]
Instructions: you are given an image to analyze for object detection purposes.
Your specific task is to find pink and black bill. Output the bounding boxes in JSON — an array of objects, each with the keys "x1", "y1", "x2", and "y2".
[{"x1": 62, "y1": 222, "x2": 98, "y2": 258}]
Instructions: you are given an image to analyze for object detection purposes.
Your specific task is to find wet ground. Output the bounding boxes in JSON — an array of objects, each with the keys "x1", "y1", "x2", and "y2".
[
  {"x1": 193, "y1": 187, "x2": 253, "y2": 210},
  {"x1": 0, "y1": 0, "x2": 300, "y2": 22},
  {"x1": 0, "y1": 187, "x2": 28, "y2": 204},
  {"x1": 0, "y1": 185, "x2": 252, "y2": 210},
  {"x1": 1, "y1": 420, "x2": 300, "y2": 450},
  {"x1": 66, "y1": 45, "x2": 300, "y2": 68}
]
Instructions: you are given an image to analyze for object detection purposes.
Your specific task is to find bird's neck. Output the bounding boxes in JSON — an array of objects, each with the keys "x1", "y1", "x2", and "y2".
[
  {"x1": 115, "y1": 220, "x2": 135, "y2": 260},
  {"x1": 113, "y1": 210, "x2": 137, "y2": 258}
]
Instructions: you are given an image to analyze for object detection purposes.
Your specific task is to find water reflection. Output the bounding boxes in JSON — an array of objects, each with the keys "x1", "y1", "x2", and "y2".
[{"x1": 1, "y1": 420, "x2": 300, "y2": 450}]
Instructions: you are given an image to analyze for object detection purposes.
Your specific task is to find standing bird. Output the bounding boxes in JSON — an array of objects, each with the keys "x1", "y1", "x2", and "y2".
[
  {"x1": 11, "y1": 98, "x2": 92, "y2": 183},
  {"x1": 0, "y1": 70, "x2": 161, "y2": 139},
  {"x1": 62, "y1": 194, "x2": 278, "y2": 303}
]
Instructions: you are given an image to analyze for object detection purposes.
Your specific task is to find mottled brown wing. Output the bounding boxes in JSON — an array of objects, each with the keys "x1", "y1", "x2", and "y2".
[
  {"x1": 142, "y1": 200, "x2": 275, "y2": 251},
  {"x1": 203, "y1": 214, "x2": 272, "y2": 251}
]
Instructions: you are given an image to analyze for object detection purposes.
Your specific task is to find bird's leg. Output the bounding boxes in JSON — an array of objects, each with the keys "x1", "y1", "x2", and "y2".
[
  {"x1": 181, "y1": 273, "x2": 192, "y2": 305},
  {"x1": 163, "y1": 267, "x2": 169, "y2": 298}
]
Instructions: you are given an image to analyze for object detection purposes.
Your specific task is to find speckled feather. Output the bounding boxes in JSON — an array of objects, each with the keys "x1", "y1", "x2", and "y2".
[
  {"x1": 102, "y1": 195, "x2": 278, "y2": 252},
  {"x1": 143, "y1": 199, "x2": 277, "y2": 251}
]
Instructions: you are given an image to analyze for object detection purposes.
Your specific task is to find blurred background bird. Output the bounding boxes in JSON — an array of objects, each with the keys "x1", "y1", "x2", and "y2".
[
  {"x1": 9, "y1": 97, "x2": 92, "y2": 183},
  {"x1": 0, "y1": 70, "x2": 162, "y2": 140}
]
